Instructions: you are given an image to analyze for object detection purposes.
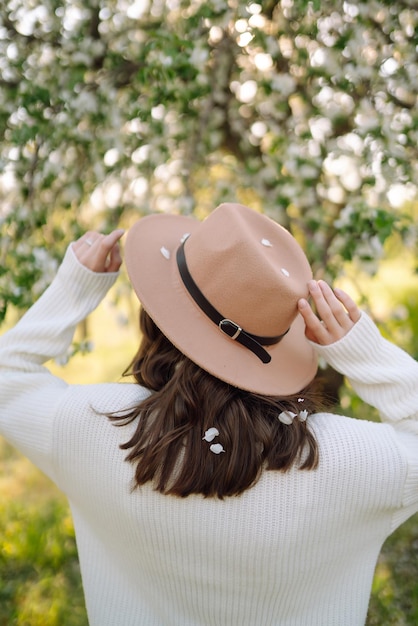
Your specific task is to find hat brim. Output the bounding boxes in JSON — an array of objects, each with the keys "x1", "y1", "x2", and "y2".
[{"x1": 124, "y1": 214, "x2": 318, "y2": 396}]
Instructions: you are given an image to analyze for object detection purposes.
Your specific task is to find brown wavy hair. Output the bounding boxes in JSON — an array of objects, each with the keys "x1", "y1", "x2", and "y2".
[{"x1": 109, "y1": 308, "x2": 321, "y2": 498}]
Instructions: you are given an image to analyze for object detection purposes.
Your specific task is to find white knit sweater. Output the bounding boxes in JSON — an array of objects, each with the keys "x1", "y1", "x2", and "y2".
[{"x1": 1, "y1": 246, "x2": 418, "y2": 626}]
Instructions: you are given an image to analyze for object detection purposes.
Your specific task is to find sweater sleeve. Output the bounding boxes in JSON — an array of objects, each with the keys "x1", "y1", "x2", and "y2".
[
  {"x1": 0, "y1": 245, "x2": 119, "y2": 480},
  {"x1": 313, "y1": 312, "x2": 418, "y2": 527},
  {"x1": 313, "y1": 312, "x2": 418, "y2": 426}
]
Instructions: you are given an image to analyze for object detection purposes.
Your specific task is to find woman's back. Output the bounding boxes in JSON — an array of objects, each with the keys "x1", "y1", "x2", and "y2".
[{"x1": 52, "y1": 381, "x2": 407, "y2": 626}]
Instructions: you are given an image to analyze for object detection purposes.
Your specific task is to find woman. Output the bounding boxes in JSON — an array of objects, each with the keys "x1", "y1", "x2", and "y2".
[{"x1": 1, "y1": 203, "x2": 417, "y2": 626}]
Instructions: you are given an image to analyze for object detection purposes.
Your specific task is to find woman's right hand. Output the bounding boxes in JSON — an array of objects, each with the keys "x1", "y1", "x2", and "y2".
[{"x1": 298, "y1": 280, "x2": 361, "y2": 346}]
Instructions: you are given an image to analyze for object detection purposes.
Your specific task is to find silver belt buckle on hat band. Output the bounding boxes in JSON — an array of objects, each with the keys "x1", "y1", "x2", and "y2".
[{"x1": 219, "y1": 319, "x2": 242, "y2": 340}]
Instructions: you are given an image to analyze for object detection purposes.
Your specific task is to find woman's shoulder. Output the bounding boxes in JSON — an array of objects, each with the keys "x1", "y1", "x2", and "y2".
[
  {"x1": 309, "y1": 411, "x2": 406, "y2": 476},
  {"x1": 58, "y1": 381, "x2": 152, "y2": 415},
  {"x1": 310, "y1": 410, "x2": 396, "y2": 439}
]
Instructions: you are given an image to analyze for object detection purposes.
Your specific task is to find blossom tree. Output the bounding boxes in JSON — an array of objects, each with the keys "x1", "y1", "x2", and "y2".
[{"x1": 0, "y1": 0, "x2": 417, "y2": 323}]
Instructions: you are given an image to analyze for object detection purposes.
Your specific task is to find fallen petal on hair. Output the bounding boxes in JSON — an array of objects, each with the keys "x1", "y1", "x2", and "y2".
[
  {"x1": 299, "y1": 409, "x2": 309, "y2": 421},
  {"x1": 210, "y1": 443, "x2": 225, "y2": 454},
  {"x1": 203, "y1": 427, "x2": 219, "y2": 442},
  {"x1": 278, "y1": 411, "x2": 297, "y2": 425}
]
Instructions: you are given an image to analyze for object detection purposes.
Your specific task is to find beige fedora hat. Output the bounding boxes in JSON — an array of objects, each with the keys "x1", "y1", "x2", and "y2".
[{"x1": 124, "y1": 203, "x2": 317, "y2": 395}]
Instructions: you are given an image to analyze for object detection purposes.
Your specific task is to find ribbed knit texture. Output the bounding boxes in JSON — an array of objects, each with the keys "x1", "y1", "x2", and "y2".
[{"x1": 1, "y1": 246, "x2": 418, "y2": 626}]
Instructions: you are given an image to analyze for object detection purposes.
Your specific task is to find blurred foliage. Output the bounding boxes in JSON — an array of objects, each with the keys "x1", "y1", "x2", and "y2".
[
  {"x1": 0, "y1": 0, "x2": 417, "y2": 323},
  {"x1": 0, "y1": 1, "x2": 418, "y2": 622}
]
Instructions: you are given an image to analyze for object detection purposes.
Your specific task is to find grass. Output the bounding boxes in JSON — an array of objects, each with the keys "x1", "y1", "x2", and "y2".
[
  {"x1": 0, "y1": 460, "x2": 87, "y2": 626},
  {"x1": 368, "y1": 517, "x2": 418, "y2": 625}
]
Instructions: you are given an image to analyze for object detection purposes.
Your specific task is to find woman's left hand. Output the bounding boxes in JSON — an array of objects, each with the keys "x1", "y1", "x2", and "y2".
[
  {"x1": 298, "y1": 280, "x2": 361, "y2": 345},
  {"x1": 72, "y1": 229, "x2": 125, "y2": 273}
]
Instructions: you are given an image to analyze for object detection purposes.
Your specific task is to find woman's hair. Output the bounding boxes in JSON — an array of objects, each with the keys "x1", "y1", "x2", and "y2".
[{"x1": 109, "y1": 308, "x2": 321, "y2": 499}]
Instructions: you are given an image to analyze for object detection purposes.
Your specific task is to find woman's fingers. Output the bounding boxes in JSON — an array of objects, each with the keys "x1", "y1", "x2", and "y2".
[
  {"x1": 312, "y1": 281, "x2": 352, "y2": 331},
  {"x1": 94, "y1": 230, "x2": 125, "y2": 271},
  {"x1": 106, "y1": 235, "x2": 123, "y2": 272},
  {"x1": 72, "y1": 229, "x2": 125, "y2": 273},
  {"x1": 333, "y1": 287, "x2": 362, "y2": 324},
  {"x1": 298, "y1": 280, "x2": 361, "y2": 345},
  {"x1": 297, "y1": 297, "x2": 326, "y2": 344}
]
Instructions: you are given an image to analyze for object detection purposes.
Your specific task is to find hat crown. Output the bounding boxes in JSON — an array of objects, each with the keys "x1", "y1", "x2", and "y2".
[{"x1": 183, "y1": 204, "x2": 312, "y2": 337}]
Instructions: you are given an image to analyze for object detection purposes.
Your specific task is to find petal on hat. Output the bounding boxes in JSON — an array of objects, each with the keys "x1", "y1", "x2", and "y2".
[{"x1": 160, "y1": 246, "x2": 171, "y2": 260}]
